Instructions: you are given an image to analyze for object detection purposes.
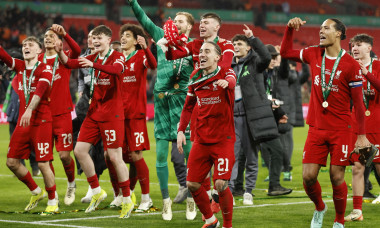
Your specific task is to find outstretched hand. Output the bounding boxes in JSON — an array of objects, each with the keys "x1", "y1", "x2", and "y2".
[
  {"x1": 137, "y1": 35, "x2": 147, "y2": 49},
  {"x1": 287, "y1": 17, "x2": 306, "y2": 31},
  {"x1": 243, "y1": 24, "x2": 253, "y2": 38},
  {"x1": 51, "y1": 24, "x2": 67, "y2": 37}
]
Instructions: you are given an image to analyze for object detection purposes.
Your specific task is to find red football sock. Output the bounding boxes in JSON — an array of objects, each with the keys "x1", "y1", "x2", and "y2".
[
  {"x1": 333, "y1": 181, "x2": 347, "y2": 224},
  {"x1": 119, "y1": 180, "x2": 131, "y2": 197},
  {"x1": 87, "y1": 174, "x2": 99, "y2": 189},
  {"x1": 63, "y1": 157, "x2": 75, "y2": 183},
  {"x1": 202, "y1": 176, "x2": 211, "y2": 193},
  {"x1": 191, "y1": 186, "x2": 213, "y2": 220},
  {"x1": 105, "y1": 158, "x2": 120, "y2": 195},
  {"x1": 49, "y1": 161, "x2": 55, "y2": 175},
  {"x1": 353, "y1": 196, "x2": 363, "y2": 210},
  {"x1": 303, "y1": 181, "x2": 325, "y2": 211},
  {"x1": 219, "y1": 187, "x2": 233, "y2": 228},
  {"x1": 19, "y1": 171, "x2": 38, "y2": 191},
  {"x1": 135, "y1": 158, "x2": 150, "y2": 194},
  {"x1": 130, "y1": 175, "x2": 138, "y2": 191},
  {"x1": 45, "y1": 185, "x2": 56, "y2": 200}
]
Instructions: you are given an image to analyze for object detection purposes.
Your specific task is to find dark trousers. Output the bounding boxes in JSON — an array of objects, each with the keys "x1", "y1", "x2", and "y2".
[{"x1": 260, "y1": 137, "x2": 284, "y2": 188}]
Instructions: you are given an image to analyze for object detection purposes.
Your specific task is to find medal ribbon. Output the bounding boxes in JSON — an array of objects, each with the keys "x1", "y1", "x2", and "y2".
[
  {"x1": 23, "y1": 61, "x2": 40, "y2": 106},
  {"x1": 89, "y1": 49, "x2": 112, "y2": 101},
  {"x1": 362, "y1": 58, "x2": 373, "y2": 110},
  {"x1": 188, "y1": 66, "x2": 220, "y2": 86},
  {"x1": 125, "y1": 50, "x2": 137, "y2": 62},
  {"x1": 43, "y1": 53, "x2": 59, "y2": 87},
  {"x1": 321, "y1": 49, "x2": 343, "y2": 101}
]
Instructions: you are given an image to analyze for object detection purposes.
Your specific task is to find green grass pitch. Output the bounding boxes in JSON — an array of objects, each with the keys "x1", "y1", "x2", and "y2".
[{"x1": 0, "y1": 122, "x2": 379, "y2": 227}]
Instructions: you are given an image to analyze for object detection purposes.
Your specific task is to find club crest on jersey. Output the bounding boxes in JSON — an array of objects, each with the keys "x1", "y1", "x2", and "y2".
[
  {"x1": 314, "y1": 75, "x2": 320, "y2": 86},
  {"x1": 212, "y1": 81, "x2": 218, "y2": 91},
  {"x1": 130, "y1": 63, "x2": 135, "y2": 72},
  {"x1": 335, "y1": 70, "x2": 342, "y2": 79},
  {"x1": 18, "y1": 82, "x2": 23, "y2": 91}
]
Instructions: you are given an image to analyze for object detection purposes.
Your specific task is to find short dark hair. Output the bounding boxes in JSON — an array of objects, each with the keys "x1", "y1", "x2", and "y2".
[
  {"x1": 45, "y1": 28, "x2": 63, "y2": 40},
  {"x1": 92, "y1": 25, "x2": 112, "y2": 37},
  {"x1": 232, "y1": 34, "x2": 249, "y2": 44},
  {"x1": 22, "y1": 36, "x2": 42, "y2": 49},
  {"x1": 203, "y1": 41, "x2": 221, "y2": 56},
  {"x1": 350, "y1": 33, "x2": 373, "y2": 46},
  {"x1": 119, "y1": 24, "x2": 148, "y2": 49},
  {"x1": 176, "y1": 12, "x2": 195, "y2": 26},
  {"x1": 329, "y1": 18, "x2": 346, "y2": 40},
  {"x1": 201, "y1": 13, "x2": 222, "y2": 25}
]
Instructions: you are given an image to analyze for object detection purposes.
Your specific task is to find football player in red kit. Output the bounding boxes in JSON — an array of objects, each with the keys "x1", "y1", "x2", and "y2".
[
  {"x1": 280, "y1": 18, "x2": 371, "y2": 228},
  {"x1": 1, "y1": 37, "x2": 58, "y2": 214},
  {"x1": 56, "y1": 25, "x2": 133, "y2": 218},
  {"x1": 106, "y1": 24, "x2": 157, "y2": 212},
  {"x1": 39, "y1": 24, "x2": 81, "y2": 205},
  {"x1": 177, "y1": 41, "x2": 236, "y2": 228},
  {"x1": 345, "y1": 33, "x2": 380, "y2": 221}
]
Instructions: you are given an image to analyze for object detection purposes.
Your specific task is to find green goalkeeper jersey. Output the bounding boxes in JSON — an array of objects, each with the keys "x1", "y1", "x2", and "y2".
[{"x1": 129, "y1": 0, "x2": 193, "y2": 94}]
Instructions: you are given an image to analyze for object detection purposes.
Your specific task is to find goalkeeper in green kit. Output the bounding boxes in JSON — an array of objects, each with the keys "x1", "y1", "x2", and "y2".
[{"x1": 127, "y1": 0, "x2": 196, "y2": 221}]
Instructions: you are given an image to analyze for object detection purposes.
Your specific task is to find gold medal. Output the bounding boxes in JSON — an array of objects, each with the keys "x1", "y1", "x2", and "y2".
[
  {"x1": 158, "y1": 93, "x2": 165, "y2": 99},
  {"x1": 174, "y1": 83, "x2": 179, "y2": 89},
  {"x1": 365, "y1": 110, "x2": 371, "y2": 116},
  {"x1": 322, "y1": 101, "x2": 328, "y2": 108},
  {"x1": 89, "y1": 98, "x2": 92, "y2": 104}
]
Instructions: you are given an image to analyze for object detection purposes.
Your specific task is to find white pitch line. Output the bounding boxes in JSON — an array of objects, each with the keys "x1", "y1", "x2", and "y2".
[
  {"x1": 34, "y1": 199, "x2": 351, "y2": 224},
  {"x1": 0, "y1": 219, "x2": 99, "y2": 228}
]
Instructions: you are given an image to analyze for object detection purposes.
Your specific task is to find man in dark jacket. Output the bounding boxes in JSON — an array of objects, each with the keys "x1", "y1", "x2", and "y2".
[
  {"x1": 259, "y1": 44, "x2": 293, "y2": 196},
  {"x1": 229, "y1": 26, "x2": 292, "y2": 200}
]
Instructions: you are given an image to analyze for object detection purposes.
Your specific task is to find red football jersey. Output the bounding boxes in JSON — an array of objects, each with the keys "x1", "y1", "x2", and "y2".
[
  {"x1": 300, "y1": 46, "x2": 363, "y2": 131},
  {"x1": 184, "y1": 38, "x2": 234, "y2": 70},
  {"x1": 186, "y1": 67, "x2": 236, "y2": 143},
  {"x1": 38, "y1": 51, "x2": 73, "y2": 116},
  {"x1": 11, "y1": 59, "x2": 53, "y2": 125},
  {"x1": 362, "y1": 59, "x2": 380, "y2": 133},
  {"x1": 85, "y1": 50, "x2": 125, "y2": 122},
  {"x1": 121, "y1": 50, "x2": 148, "y2": 119}
]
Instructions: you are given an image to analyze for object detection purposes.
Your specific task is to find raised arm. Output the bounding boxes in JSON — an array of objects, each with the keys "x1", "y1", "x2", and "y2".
[
  {"x1": 0, "y1": 46, "x2": 23, "y2": 71},
  {"x1": 165, "y1": 42, "x2": 192, "y2": 60},
  {"x1": 137, "y1": 35, "x2": 157, "y2": 69},
  {"x1": 51, "y1": 24, "x2": 81, "y2": 59},
  {"x1": 280, "y1": 17, "x2": 306, "y2": 61},
  {"x1": 128, "y1": 0, "x2": 164, "y2": 42}
]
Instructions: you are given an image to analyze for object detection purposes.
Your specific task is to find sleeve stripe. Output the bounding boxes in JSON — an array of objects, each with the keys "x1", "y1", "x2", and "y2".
[
  {"x1": 39, "y1": 78, "x2": 51, "y2": 85},
  {"x1": 223, "y1": 49, "x2": 235, "y2": 54},
  {"x1": 187, "y1": 93, "x2": 194, "y2": 96},
  {"x1": 300, "y1": 49, "x2": 304, "y2": 63},
  {"x1": 115, "y1": 61, "x2": 125, "y2": 71},
  {"x1": 185, "y1": 47, "x2": 190, "y2": 55},
  {"x1": 143, "y1": 59, "x2": 147, "y2": 68},
  {"x1": 349, "y1": 81, "x2": 362, "y2": 87},
  {"x1": 11, "y1": 58, "x2": 15, "y2": 70}
]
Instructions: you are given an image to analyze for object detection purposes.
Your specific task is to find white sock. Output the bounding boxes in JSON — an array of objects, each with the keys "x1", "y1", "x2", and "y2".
[
  {"x1": 85, "y1": 185, "x2": 92, "y2": 197},
  {"x1": 141, "y1": 193, "x2": 150, "y2": 202},
  {"x1": 92, "y1": 186, "x2": 101, "y2": 195},
  {"x1": 47, "y1": 198, "x2": 57, "y2": 206},
  {"x1": 163, "y1": 197, "x2": 170, "y2": 202},
  {"x1": 123, "y1": 196, "x2": 132, "y2": 204},
  {"x1": 68, "y1": 181, "x2": 76, "y2": 188},
  {"x1": 205, "y1": 214, "x2": 216, "y2": 224},
  {"x1": 55, "y1": 191, "x2": 58, "y2": 199},
  {"x1": 31, "y1": 186, "x2": 42, "y2": 195}
]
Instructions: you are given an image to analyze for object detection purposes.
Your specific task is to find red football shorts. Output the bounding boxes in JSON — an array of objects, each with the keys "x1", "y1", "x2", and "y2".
[
  {"x1": 8, "y1": 122, "x2": 53, "y2": 162},
  {"x1": 186, "y1": 140, "x2": 235, "y2": 183},
  {"x1": 350, "y1": 133, "x2": 380, "y2": 164},
  {"x1": 303, "y1": 127, "x2": 353, "y2": 166},
  {"x1": 123, "y1": 118, "x2": 150, "y2": 153},
  {"x1": 52, "y1": 112, "x2": 73, "y2": 152},
  {"x1": 78, "y1": 116, "x2": 124, "y2": 150}
]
